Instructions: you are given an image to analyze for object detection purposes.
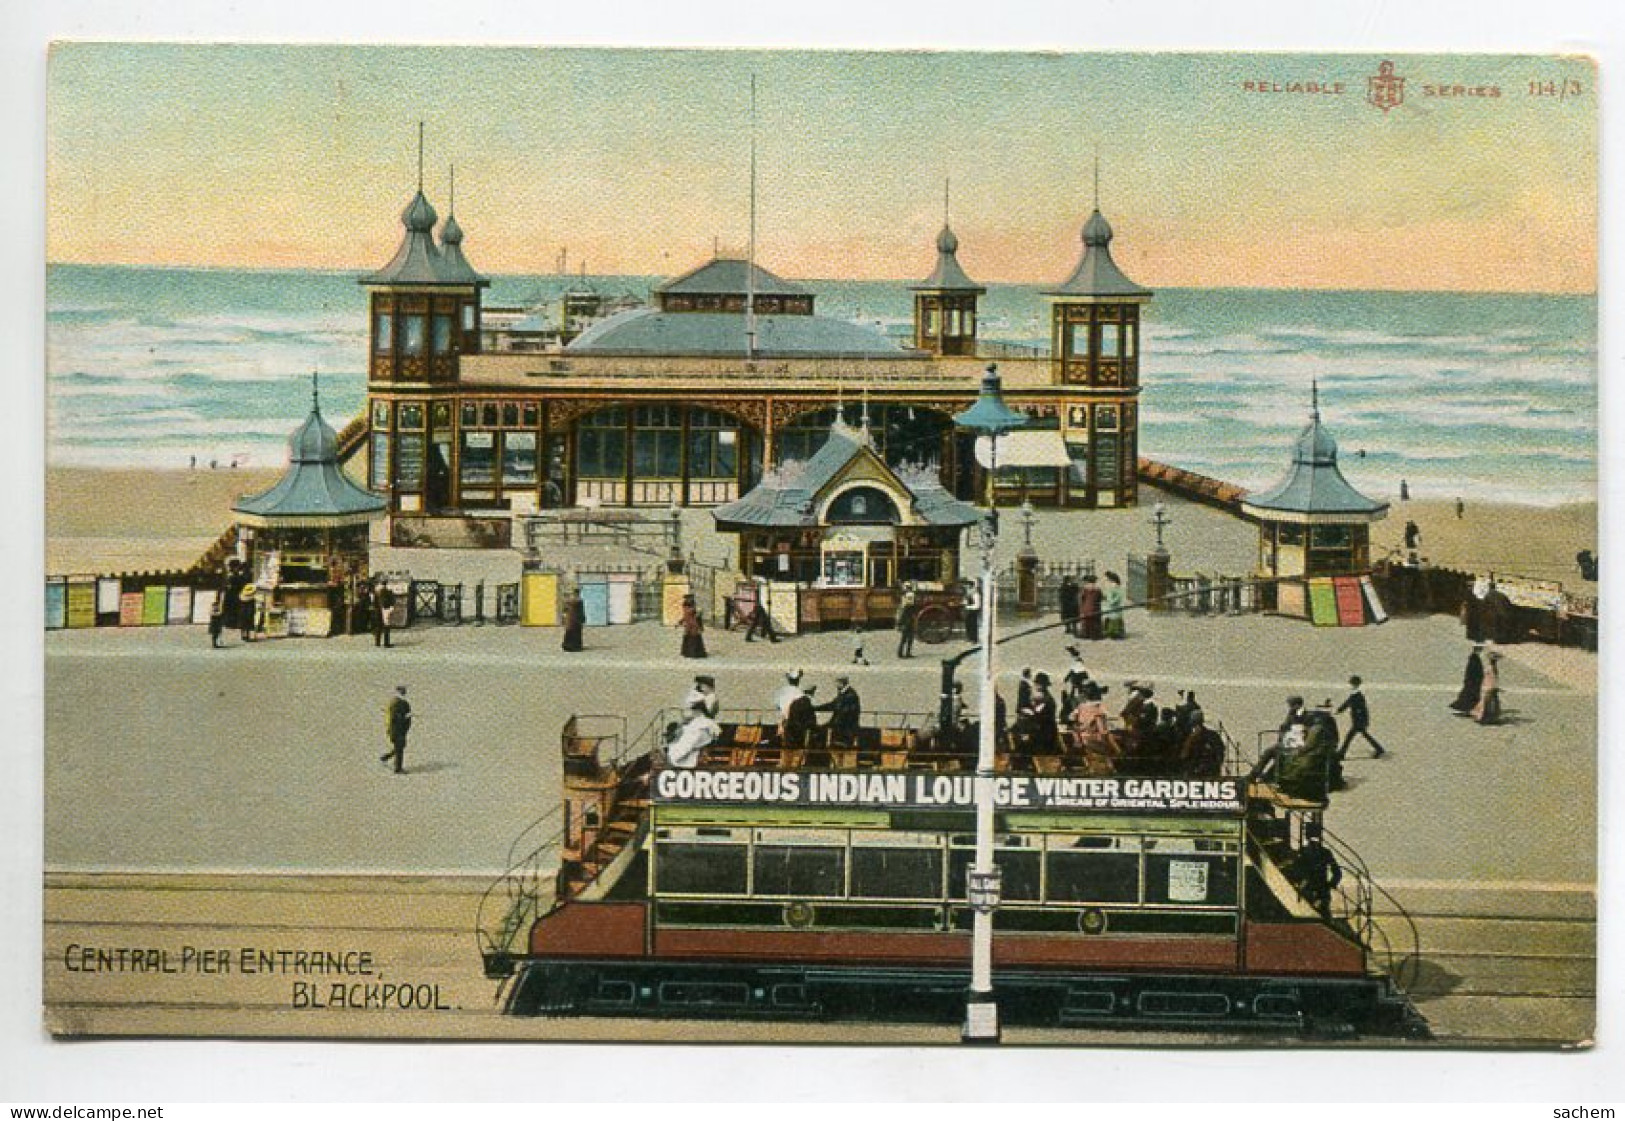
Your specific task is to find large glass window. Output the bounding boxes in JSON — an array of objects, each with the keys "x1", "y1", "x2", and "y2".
[
  {"x1": 502, "y1": 432, "x2": 537, "y2": 485},
  {"x1": 753, "y1": 844, "x2": 845, "y2": 897},
  {"x1": 1046, "y1": 836, "x2": 1142, "y2": 903},
  {"x1": 633, "y1": 405, "x2": 683, "y2": 479},
  {"x1": 850, "y1": 833, "x2": 943, "y2": 899},
  {"x1": 949, "y1": 840, "x2": 1041, "y2": 902},
  {"x1": 460, "y1": 431, "x2": 496, "y2": 485},
  {"x1": 1093, "y1": 433, "x2": 1121, "y2": 489},
  {"x1": 1144, "y1": 844, "x2": 1238, "y2": 907},
  {"x1": 688, "y1": 408, "x2": 738, "y2": 479},
  {"x1": 394, "y1": 434, "x2": 425, "y2": 490},
  {"x1": 432, "y1": 314, "x2": 454, "y2": 355},
  {"x1": 398, "y1": 403, "x2": 424, "y2": 430},
  {"x1": 657, "y1": 842, "x2": 748, "y2": 895},
  {"x1": 402, "y1": 316, "x2": 426, "y2": 356},
  {"x1": 369, "y1": 434, "x2": 390, "y2": 490},
  {"x1": 1099, "y1": 323, "x2": 1121, "y2": 357},
  {"x1": 577, "y1": 408, "x2": 627, "y2": 479},
  {"x1": 373, "y1": 313, "x2": 393, "y2": 354}
]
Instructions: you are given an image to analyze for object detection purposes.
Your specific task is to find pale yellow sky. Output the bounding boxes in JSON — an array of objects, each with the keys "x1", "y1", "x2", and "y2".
[{"x1": 47, "y1": 46, "x2": 1597, "y2": 292}]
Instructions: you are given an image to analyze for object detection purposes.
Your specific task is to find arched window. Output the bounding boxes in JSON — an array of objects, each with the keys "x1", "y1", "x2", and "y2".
[{"x1": 826, "y1": 486, "x2": 900, "y2": 525}]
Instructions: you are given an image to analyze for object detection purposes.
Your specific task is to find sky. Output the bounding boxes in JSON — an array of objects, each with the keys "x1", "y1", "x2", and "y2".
[{"x1": 47, "y1": 46, "x2": 1597, "y2": 292}]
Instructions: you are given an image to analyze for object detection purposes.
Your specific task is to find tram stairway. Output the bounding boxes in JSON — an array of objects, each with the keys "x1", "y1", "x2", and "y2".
[{"x1": 557, "y1": 755, "x2": 652, "y2": 901}]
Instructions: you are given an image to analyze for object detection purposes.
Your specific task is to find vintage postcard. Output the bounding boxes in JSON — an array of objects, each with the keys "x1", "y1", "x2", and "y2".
[{"x1": 42, "y1": 45, "x2": 1597, "y2": 1049}]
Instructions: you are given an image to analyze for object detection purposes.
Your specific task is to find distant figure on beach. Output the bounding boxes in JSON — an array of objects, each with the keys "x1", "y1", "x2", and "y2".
[
  {"x1": 679, "y1": 594, "x2": 707, "y2": 659},
  {"x1": 1455, "y1": 496, "x2": 1465, "y2": 519},
  {"x1": 372, "y1": 580, "x2": 395, "y2": 648},
  {"x1": 1336, "y1": 675, "x2": 1386, "y2": 759},
  {"x1": 1404, "y1": 520, "x2": 1420, "y2": 552},
  {"x1": 189, "y1": 455, "x2": 196, "y2": 470},
  {"x1": 561, "y1": 590, "x2": 584, "y2": 651},
  {"x1": 1450, "y1": 644, "x2": 1486, "y2": 714},
  {"x1": 1577, "y1": 549, "x2": 1598, "y2": 582},
  {"x1": 1472, "y1": 650, "x2": 1503, "y2": 725},
  {"x1": 210, "y1": 458, "x2": 218, "y2": 470},
  {"x1": 380, "y1": 685, "x2": 412, "y2": 774},
  {"x1": 1400, "y1": 478, "x2": 1410, "y2": 501},
  {"x1": 1102, "y1": 571, "x2": 1126, "y2": 639}
]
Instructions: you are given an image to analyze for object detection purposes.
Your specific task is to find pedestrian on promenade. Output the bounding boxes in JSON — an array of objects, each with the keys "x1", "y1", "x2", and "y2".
[
  {"x1": 238, "y1": 580, "x2": 257, "y2": 642},
  {"x1": 1450, "y1": 644, "x2": 1485, "y2": 714},
  {"x1": 896, "y1": 584, "x2": 919, "y2": 659},
  {"x1": 1058, "y1": 574, "x2": 1079, "y2": 637},
  {"x1": 1101, "y1": 571, "x2": 1126, "y2": 639},
  {"x1": 744, "y1": 593, "x2": 779, "y2": 643},
  {"x1": 962, "y1": 579, "x2": 982, "y2": 643},
  {"x1": 561, "y1": 589, "x2": 585, "y2": 651},
  {"x1": 1078, "y1": 574, "x2": 1103, "y2": 640},
  {"x1": 380, "y1": 685, "x2": 412, "y2": 774},
  {"x1": 1472, "y1": 650, "x2": 1503, "y2": 725},
  {"x1": 850, "y1": 623, "x2": 870, "y2": 666},
  {"x1": 679, "y1": 594, "x2": 708, "y2": 659},
  {"x1": 207, "y1": 595, "x2": 226, "y2": 648},
  {"x1": 372, "y1": 579, "x2": 396, "y2": 648},
  {"x1": 1336, "y1": 675, "x2": 1387, "y2": 759}
]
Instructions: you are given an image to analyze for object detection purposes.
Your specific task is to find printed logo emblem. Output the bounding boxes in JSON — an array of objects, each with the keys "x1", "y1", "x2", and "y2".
[{"x1": 1368, "y1": 60, "x2": 1405, "y2": 112}]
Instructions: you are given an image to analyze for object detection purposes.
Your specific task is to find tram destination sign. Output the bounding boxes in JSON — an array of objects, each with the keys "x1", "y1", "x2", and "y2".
[{"x1": 653, "y1": 769, "x2": 1245, "y2": 814}]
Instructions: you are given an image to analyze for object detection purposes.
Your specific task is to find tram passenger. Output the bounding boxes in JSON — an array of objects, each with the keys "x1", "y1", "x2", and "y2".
[
  {"x1": 775, "y1": 670, "x2": 805, "y2": 718},
  {"x1": 1292, "y1": 826, "x2": 1344, "y2": 917},
  {"x1": 666, "y1": 701, "x2": 722, "y2": 769},
  {"x1": 783, "y1": 684, "x2": 819, "y2": 751},
  {"x1": 683, "y1": 675, "x2": 719, "y2": 719},
  {"x1": 1175, "y1": 690, "x2": 1204, "y2": 738},
  {"x1": 1278, "y1": 707, "x2": 1338, "y2": 802},
  {"x1": 1179, "y1": 711, "x2": 1226, "y2": 777},
  {"x1": 816, "y1": 676, "x2": 863, "y2": 747}
]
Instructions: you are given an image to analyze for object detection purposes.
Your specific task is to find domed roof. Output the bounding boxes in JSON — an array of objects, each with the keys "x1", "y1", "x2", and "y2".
[
  {"x1": 1045, "y1": 207, "x2": 1151, "y2": 299},
  {"x1": 910, "y1": 222, "x2": 984, "y2": 294},
  {"x1": 441, "y1": 212, "x2": 465, "y2": 245},
  {"x1": 402, "y1": 190, "x2": 438, "y2": 232},
  {"x1": 1240, "y1": 386, "x2": 1387, "y2": 523},
  {"x1": 1082, "y1": 208, "x2": 1114, "y2": 247},
  {"x1": 289, "y1": 406, "x2": 339, "y2": 463}
]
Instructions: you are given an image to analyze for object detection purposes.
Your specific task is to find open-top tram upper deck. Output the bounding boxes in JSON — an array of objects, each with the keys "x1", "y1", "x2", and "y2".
[{"x1": 477, "y1": 703, "x2": 1426, "y2": 1037}]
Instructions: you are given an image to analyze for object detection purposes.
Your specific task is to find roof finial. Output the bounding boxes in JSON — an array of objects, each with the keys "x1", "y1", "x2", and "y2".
[
  {"x1": 1310, "y1": 378, "x2": 1321, "y2": 421},
  {"x1": 860, "y1": 378, "x2": 872, "y2": 437},
  {"x1": 417, "y1": 121, "x2": 425, "y2": 193},
  {"x1": 746, "y1": 73, "x2": 759, "y2": 360},
  {"x1": 448, "y1": 164, "x2": 455, "y2": 216},
  {"x1": 311, "y1": 367, "x2": 320, "y2": 412},
  {"x1": 944, "y1": 177, "x2": 951, "y2": 226},
  {"x1": 1093, "y1": 148, "x2": 1100, "y2": 210}
]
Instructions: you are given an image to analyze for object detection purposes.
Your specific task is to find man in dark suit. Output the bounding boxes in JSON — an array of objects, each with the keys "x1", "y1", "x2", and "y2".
[
  {"x1": 1336, "y1": 675, "x2": 1386, "y2": 759},
  {"x1": 783, "y1": 684, "x2": 819, "y2": 751},
  {"x1": 816, "y1": 676, "x2": 863, "y2": 746},
  {"x1": 380, "y1": 685, "x2": 412, "y2": 774},
  {"x1": 373, "y1": 580, "x2": 396, "y2": 648}
]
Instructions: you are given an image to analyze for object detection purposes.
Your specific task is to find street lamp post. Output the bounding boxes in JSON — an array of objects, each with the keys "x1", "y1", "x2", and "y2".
[{"x1": 953, "y1": 363, "x2": 1027, "y2": 1045}]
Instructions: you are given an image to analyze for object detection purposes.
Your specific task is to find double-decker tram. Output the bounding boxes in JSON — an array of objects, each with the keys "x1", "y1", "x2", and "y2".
[{"x1": 477, "y1": 702, "x2": 1427, "y2": 1038}]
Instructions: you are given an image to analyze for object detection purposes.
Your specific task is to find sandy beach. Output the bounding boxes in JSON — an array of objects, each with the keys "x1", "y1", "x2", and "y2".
[{"x1": 45, "y1": 466, "x2": 1599, "y2": 593}]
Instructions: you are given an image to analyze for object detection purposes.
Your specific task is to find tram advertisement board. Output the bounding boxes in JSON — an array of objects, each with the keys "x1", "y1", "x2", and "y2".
[
  {"x1": 652, "y1": 768, "x2": 1246, "y2": 814},
  {"x1": 35, "y1": 36, "x2": 1600, "y2": 1073}
]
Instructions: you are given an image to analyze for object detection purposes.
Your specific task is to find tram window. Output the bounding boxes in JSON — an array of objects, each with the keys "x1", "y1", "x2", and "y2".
[
  {"x1": 850, "y1": 848, "x2": 943, "y2": 900},
  {"x1": 948, "y1": 848, "x2": 1040, "y2": 902},
  {"x1": 753, "y1": 846, "x2": 844, "y2": 898},
  {"x1": 1145, "y1": 854, "x2": 1237, "y2": 907},
  {"x1": 1046, "y1": 852, "x2": 1140, "y2": 904},
  {"x1": 656, "y1": 843, "x2": 748, "y2": 896}
]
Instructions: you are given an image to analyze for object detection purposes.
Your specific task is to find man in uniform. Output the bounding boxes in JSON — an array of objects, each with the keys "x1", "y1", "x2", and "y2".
[
  {"x1": 816, "y1": 675, "x2": 863, "y2": 747},
  {"x1": 380, "y1": 685, "x2": 412, "y2": 774}
]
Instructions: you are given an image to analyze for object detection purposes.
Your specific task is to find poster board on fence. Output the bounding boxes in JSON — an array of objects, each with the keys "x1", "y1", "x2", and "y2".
[
  {"x1": 1307, "y1": 578, "x2": 1338, "y2": 626},
  {"x1": 141, "y1": 585, "x2": 168, "y2": 626},
  {"x1": 1360, "y1": 575, "x2": 1389, "y2": 624},
  {"x1": 45, "y1": 579, "x2": 66, "y2": 630},
  {"x1": 191, "y1": 589, "x2": 218, "y2": 625},
  {"x1": 1333, "y1": 577, "x2": 1366, "y2": 627},
  {"x1": 118, "y1": 591, "x2": 144, "y2": 627},
  {"x1": 66, "y1": 580, "x2": 96, "y2": 629},
  {"x1": 166, "y1": 585, "x2": 193, "y2": 625},
  {"x1": 521, "y1": 571, "x2": 558, "y2": 627}
]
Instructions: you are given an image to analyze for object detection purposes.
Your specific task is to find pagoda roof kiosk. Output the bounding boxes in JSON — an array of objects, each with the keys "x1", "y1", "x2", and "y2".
[
  {"x1": 232, "y1": 378, "x2": 389, "y2": 637},
  {"x1": 1241, "y1": 384, "x2": 1388, "y2": 618}
]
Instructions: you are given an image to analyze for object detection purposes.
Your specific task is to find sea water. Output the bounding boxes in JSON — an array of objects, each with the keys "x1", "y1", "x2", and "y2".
[{"x1": 46, "y1": 264, "x2": 1596, "y2": 507}]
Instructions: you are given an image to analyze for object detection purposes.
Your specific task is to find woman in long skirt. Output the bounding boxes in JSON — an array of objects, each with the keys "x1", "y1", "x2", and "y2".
[
  {"x1": 1101, "y1": 571, "x2": 1127, "y2": 640},
  {"x1": 1471, "y1": 650, "x2": 1502, "y2": 725},
  {"x1": 561, "y1": 591, "x2": 585, "y2": 652},
  {"x1": 679, "y1": 595, "x2": 707, "y2": 659},
  {"x1": 1449, "y1": 644, "x2": 1485, "y2": 713}
]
